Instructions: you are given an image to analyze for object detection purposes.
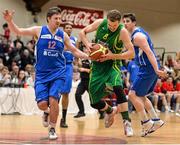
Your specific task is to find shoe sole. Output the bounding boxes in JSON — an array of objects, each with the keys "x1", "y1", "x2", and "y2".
[
  {"x1": 126, "y1": 133, "x2": 133, "y2": 137},
  {"x1": 148, "y1": 122, "x2": 165, "y2": 134},
  {"x1": 49, "y1": 137, "x2": 58, "y2": 140},
  {"x1": 74, "y1": 115, "x2": 86, "y2": 118}
]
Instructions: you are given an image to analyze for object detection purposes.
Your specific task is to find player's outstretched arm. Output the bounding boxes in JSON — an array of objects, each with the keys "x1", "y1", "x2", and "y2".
[{"x1": 3, "y1": 10, "x2": 40, "y2": 37}]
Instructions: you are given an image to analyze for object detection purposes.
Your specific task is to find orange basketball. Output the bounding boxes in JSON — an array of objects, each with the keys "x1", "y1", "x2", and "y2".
[{"x1": 89, "y1": 44, "x2": 108, "y2": 60}]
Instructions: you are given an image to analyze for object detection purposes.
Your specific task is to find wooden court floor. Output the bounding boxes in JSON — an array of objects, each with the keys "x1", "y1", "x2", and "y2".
[{"x1": 0, "y1": 112, "x2": 179, "y2": 144}]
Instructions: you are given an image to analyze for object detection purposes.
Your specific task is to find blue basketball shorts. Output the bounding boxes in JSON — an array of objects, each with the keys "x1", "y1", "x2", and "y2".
[
  {"x1": 35, "y1": 78, "x2": 65, "y2": 103},
  {"x1": 131, "y1": 70, "x2": 158, "y2": 97},
  {"x1": 61, "y1": 63, "x2": 73, "y2": 94}
]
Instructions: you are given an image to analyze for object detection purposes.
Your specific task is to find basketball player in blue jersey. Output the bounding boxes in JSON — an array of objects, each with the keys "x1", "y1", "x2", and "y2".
[
  {"x1": 60, "y1": 22, "x2": 77, "y2": 128},
  {"x1": 3, "y1": 7, "x2": 89, "y2": 140},
  {"x1": 122, "y1": 13, "x2": 167, "y2": 137}
]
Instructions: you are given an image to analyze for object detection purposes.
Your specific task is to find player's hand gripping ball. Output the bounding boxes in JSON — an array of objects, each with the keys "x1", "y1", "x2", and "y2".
[{"x1": 89, "y1": 44, "x2": 108, "y2": 60}]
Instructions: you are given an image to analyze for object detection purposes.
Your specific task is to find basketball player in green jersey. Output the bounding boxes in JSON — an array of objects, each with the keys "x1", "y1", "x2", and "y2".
[{"x1": 79, "y1": 10, "x2": 134, "y2": 136}]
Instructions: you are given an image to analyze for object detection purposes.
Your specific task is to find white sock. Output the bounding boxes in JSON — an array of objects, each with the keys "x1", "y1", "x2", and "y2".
[
  {"x1": 168, "y1": 103, "x2": 171, "y2": 109},
  {"x1": 147, "y1": 108, "x2": 159, "y2": 119},
  {"x1": 138, "y1": 110, "x2": 149, "y2": 122},
  {"x1": 49, "y1": 122, "x2": 56, "y2": 128},
  {"x1": 165, "y1": 105, "x2": 169, "y2": 111}
]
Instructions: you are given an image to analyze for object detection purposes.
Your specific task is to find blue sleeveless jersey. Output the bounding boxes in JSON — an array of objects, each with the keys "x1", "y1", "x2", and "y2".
[
  {"x1": 35, "y1": 26, "x2": 66, "y2": 83},
  {"x1": 63, "y1": 36, "x2": 77, "y2": 64},
  {"x1": 131, "y1": 27, "x2": 159, "y2": 68}
]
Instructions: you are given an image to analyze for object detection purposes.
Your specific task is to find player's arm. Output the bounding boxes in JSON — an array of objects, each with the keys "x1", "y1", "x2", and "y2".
[
  {"x1": 3, "y1": 10, "x2": 40, "y2": 37},
  {"x1": 114, "y1": 28, "x2": 135, "y2": 60},
  {"x1": 64, "y1": 32, "x2": 89, "y2": 60},
  {"x1": 79, "y1": 19, "x2": 103, "y2": 51},
  {"x1": 134, "y1": 33, "x2": 166, "y2": 77}
]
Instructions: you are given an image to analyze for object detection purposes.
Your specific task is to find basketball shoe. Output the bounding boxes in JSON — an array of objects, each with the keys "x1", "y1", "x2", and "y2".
[
  {"x1": 48, "y1": 127, "x2": 58, "y2": 140},
  {"x1": 104, "y1": 107, "x2": 117, "y2": 128},
  {"x1": 123, "y1": 120, "x2": 133, "y2": 137},
  {"x1": 150, "y1": 118, "x2": 164, "y2": 133},
  {"x1": 141, "y1": 119, "x2": 154, "y2": 137}
]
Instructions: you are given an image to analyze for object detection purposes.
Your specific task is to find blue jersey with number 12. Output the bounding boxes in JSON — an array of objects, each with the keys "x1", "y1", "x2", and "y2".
[{"x1": 35, "y1": 26, "x2": 66, "y2": 83}]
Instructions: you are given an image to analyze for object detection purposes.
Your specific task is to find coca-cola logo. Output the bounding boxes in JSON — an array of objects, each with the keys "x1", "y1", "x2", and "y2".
[{"x1": 58, "y1": 5, "x2": 104, "y2": 29}]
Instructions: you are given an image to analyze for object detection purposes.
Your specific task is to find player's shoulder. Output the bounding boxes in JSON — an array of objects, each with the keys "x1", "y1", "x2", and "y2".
[{"x1": 133, "y1": 31, "x2": 146, "y2": 41}]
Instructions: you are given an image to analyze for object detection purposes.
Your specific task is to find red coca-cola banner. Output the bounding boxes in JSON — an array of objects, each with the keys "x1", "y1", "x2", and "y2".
[{"x1": 58, "y1": 5, "x2": 104, "y2": 29}]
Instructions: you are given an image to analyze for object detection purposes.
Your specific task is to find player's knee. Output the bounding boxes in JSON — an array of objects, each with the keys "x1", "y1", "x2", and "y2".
[
  {"x1": 113, "y1": 85, "x2": 127, "y2": 104},
  {"x1": 128, "y1": 90, "x2": 136, "y2": 101},
  {"x1": 37, "y1": 101, "x2": 48, "y2": 111},
  {"x1": 91, "y1": 101, "x2": 106, "y2": 110}
]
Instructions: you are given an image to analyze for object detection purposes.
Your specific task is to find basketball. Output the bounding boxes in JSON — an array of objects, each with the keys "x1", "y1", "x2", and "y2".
[{"x1": 89, "y1": 44, "x2": 108, "y2": 60}]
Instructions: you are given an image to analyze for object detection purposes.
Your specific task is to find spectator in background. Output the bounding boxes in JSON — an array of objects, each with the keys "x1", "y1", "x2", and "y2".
[
  {"x1": 8, "y1": 60, "x2": 17, "y2": 71},
  {"x1": 26, "y1": 69, "x2": 35, "y2": 87},
  {"x1": 165, "y1": 55, "x2": 174, "y2": 68},
  {"x1": 8, "y1": 41, "x2": 24, "y2": 67},
  {"x1": 20, "y1": 49, "x2": 34, "y2": 70},
  {"x1": 25, "y1": 41, "x2": 35, "y2": 60},
  {"x1": 0, "y1": 66, "x2": 11, "y2": 86},
  {"x1": 12, "y1": 70, "x2": 26, "y2": 88},
  {"x1": 175, "y1": 79, "x2": 180, "y2": 116},
  {"x1": 161, "y1": 77, "x2": 175, "y2": 112},
  {"x1": 17, "y1": 70, "x2": 27, "y2": 87},
  {"x1": 13, "y1": 35, "x2": 24, "y2": 48},
  {"x1": 153, "y1": 78, "x2": 169, "y2": 112},
  {"x1": 0, "y1": 37, "x2": 10, "y2": 53},
  {"x1": 173, "y1": 52, "x2": 180, "y2": 70},
  {"x1": 164, "y1": 55, "x2": 174, "y2": 75},
  {"x1": 11, "y1": 69, "x2": 26, "y2": 87},
  {"x1": 10, "y1": 65, "x2": 19, "y2": 83},
  {"x1": 24, "y1": 64, "x2": 33, "y2": 77},
  {"x1": 2, "y1": 23, "x2": 10, "y2": 40}
]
